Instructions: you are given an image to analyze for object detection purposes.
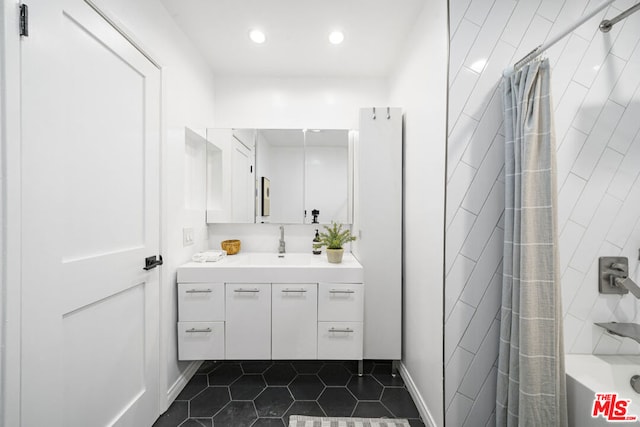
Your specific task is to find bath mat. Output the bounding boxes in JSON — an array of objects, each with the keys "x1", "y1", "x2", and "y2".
[{"x1": 288, "y1": 415, "x2": 410, "y2": 427}]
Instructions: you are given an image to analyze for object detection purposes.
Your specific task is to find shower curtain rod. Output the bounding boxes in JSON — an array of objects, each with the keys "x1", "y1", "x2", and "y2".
[
  {"x1": 503, "y1": 0, "x2": 617, "y2": 77},
  {"x1": 600, "y1": 2, "x2": 640, "y2": 32}
]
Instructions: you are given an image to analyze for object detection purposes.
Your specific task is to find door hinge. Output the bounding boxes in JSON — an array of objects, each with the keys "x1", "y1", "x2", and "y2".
[{"x1": 19, "y1": 4, "x2": 29, "y2": 37}]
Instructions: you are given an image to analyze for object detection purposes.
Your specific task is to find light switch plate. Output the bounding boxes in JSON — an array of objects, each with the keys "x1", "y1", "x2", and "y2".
[{"x1": 183, "y1": 227, "x2": 194, "y2": 247}]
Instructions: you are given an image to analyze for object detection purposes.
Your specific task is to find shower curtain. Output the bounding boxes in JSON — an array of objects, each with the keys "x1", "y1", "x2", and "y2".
[{"x1": 496, "y1": 59, "x2": 567, "y2": 427}]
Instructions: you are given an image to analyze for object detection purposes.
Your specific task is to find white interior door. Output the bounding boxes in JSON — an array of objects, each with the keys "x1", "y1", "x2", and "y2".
[{"x1": 20, "y1": 1, "x2": 161, "y2": 426}]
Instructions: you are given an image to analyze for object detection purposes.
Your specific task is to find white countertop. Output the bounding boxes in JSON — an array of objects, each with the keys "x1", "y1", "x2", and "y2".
[{"x1": 177, "y1": 252, "x2": 364, "y2": 283}]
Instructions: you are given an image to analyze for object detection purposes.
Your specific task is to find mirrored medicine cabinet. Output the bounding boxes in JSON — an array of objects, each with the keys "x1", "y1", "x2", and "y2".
[{"x1": 204, "y1": 128, "x2": 355, "y2": 225}]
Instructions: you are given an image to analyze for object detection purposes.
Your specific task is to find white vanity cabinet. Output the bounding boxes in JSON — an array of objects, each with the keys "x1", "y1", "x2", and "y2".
[
  {"x1": 177, "y1": 282, "x2": 361, "y2": 361},
  {"x1": 176, "y1": 253, "x2": 365, "y2": 362},
  {"x1": 272, "y1": 283, "x2": 318, "y2": 359}
]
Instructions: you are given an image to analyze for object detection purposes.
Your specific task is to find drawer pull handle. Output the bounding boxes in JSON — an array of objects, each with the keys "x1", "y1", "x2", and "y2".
[
  {"x1": 186, "y1": 328, "x2": 212, "y2": 333},
  {"x1": 329, "y1": 327, "x2": 354, "y2": 333},
  {"x1": 329, "y1": 289, "x2": 355, "y2": 294},
  {"x1": 234, "y1": 288, "x2": 260, "y2": 293},
  {"x1": 185, "y1": 289, "x2": 212, "y2": 293},
  {"x1": 282, "y1": 289, "x2": 308, "y2": 293}
]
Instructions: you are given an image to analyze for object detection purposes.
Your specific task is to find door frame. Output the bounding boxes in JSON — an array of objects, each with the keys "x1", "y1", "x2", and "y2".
[
  {"x1": 2, "y1": 1, "x2": 24, "y2": 426},
  {"x1": 0, "y1": 1, "x2": 171, "y2": 425}
]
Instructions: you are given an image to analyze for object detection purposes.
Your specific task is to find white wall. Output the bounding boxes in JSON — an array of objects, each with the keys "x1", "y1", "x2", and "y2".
[
  {"x1": 184, "y1": 129, "x2": 207, "y2": 211},
  {"x1": 213, "y1": 76, "x2": 388, "y2": 129},
  {"x1": 93, "y1": 0, "x2": 217, "y2": 408},
  {"x1": 209, "y1": 223, "x2": 335, "y2": 254},
  {"x1": 388, "y1": 2, "x2": 449, "y2": 426},
  {"x1": 445, "y1": 0, "x2": 640, "y2": 425},
  {"x1": 0, "y1": 2, "x2": 6, "y2": 420}
]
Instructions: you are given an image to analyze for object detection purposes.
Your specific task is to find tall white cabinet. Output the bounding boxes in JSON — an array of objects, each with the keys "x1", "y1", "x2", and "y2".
[{"x1": 353, "y1": 107, "x2": 403, "y2": 360}]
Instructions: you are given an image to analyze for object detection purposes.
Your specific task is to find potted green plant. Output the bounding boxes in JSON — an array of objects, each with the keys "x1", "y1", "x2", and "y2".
[{"x1": 315, "y1": 221, "x2": 356, "y2": 263}]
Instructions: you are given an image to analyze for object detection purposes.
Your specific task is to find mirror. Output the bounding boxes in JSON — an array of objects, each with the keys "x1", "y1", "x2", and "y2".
[
  {"x1": 302, "y1": 129, "x2": 351, "y2": 225},
  {"x1": 255, "y1": 130, "x2": 305, "y2": 224},
  {"x1": 206, "y1": 128, "x2": 353, "y2": 225}
]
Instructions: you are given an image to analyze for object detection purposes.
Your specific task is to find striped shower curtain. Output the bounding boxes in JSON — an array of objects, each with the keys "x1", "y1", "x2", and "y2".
[{"x1": 496, "y1": 59, "x2": 567, "y2": 427}]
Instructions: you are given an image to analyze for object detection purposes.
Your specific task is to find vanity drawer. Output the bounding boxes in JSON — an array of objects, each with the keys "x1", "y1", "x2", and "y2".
[
  {"x1": 178, "y1": 283, "x2": 225, "y2": 322},
  {"x1": 318, "y1": 283, "x2": 364, "y2": 322},
  {"x1": 178, "y1": 321, "x2": 225, "y2": 360},
  {"x1": 317, "y1": 322, "x2": 363, "y2": 360}
]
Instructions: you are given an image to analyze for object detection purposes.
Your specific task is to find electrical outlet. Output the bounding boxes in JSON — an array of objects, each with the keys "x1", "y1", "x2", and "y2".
[{"x1": 183, "y1": 227, "x2": 194, "y2": 247}]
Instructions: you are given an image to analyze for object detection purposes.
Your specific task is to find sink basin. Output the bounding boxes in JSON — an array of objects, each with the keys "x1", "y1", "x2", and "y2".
[
  {"x1": 178, "y1": 252, "x2": 363, "y2": 283},
  {"x1": 245, "y1": 252, "x2": 312, "y2": 266}
]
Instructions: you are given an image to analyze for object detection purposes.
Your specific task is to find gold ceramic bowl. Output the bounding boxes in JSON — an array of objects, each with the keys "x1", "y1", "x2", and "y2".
[{"x1": 221, "y1": 239, "x2": 241, "y2": 255}]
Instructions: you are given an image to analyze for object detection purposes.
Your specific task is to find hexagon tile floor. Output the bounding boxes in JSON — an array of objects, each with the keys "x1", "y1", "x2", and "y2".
[{"x1": 153, "y1": 360, "x2": 425, "y2": 427}]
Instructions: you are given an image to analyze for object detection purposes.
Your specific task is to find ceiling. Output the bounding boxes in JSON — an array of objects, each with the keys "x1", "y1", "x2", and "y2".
[{"x1": 160, "y1": 0, "x2": 427, "y2": 78}]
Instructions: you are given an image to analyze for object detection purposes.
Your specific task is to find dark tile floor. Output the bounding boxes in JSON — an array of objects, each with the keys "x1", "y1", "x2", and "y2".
[{"x1": 153, "y1": 360, "x2": 425, "y2": 427}]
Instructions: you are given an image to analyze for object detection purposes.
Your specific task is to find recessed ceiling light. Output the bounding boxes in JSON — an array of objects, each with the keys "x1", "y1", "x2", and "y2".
[
  {"x1": 249, "y1": 29, "x2": 266, "y2": 44},
  {"x1": 329, "y1": 31, "x2": 344, "y2": 45}
]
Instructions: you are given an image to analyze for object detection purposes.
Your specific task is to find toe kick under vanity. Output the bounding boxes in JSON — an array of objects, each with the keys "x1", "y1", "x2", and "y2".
[{"x1": 177, "y1": 252, "x2": 366, "y2": 368}]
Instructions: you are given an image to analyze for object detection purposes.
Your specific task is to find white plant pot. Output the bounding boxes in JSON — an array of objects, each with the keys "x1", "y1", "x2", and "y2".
[{"x1": 326, "y1": 248, "x2": 344, "y2": 264}]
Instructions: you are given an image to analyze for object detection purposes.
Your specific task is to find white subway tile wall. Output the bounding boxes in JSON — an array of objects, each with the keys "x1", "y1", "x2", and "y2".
[{"x1": 446, "y1": 0, "x2": 640, "y2": 424}]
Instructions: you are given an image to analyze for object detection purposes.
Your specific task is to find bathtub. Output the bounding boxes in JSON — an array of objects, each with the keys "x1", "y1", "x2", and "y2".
[{"x1": 566, "y1": 354, "x2": 640, "y2": 426}]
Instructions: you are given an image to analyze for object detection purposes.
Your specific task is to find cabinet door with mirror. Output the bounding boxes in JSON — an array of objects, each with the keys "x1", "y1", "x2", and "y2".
[
  {"x1": 206, "y1": 128, "x2": 354, "y2": 225},
  {"x1": 206, "y1": 129, "x2": 256, "y2": 223}
]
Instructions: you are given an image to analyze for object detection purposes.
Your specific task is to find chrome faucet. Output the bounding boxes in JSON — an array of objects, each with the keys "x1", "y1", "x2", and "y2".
[
  {"x1": 610, "y1": 263, "x2": 640, "y2": 298},
  {"x1": 615, "y1": 276, "x2": 640, "y2": 298},
  {"x1": 278, "y1": 225, "x2": 286, "y2": 254}
]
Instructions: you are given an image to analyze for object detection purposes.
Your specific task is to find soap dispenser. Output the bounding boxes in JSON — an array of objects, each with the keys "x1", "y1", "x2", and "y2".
[{"x1": 312, "y1": 229, "x2": 322, "y2": 255}]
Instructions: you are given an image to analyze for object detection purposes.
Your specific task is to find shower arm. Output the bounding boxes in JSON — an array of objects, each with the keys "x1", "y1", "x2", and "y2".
[{"x1": 600, "y1": 2, "x2": 640, "y2": 32}]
